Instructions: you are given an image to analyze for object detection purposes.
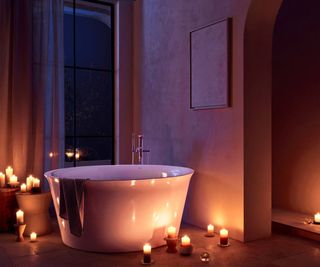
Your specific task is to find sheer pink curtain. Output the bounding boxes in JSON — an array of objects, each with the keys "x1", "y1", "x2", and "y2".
[{"x1": 0, "y1": 0, "x2": 64, "y2": 189}]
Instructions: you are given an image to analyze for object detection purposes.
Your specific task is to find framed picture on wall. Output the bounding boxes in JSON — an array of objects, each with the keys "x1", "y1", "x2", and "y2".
[{"x1": 190, "y1": 18, "x2": 232, "y2": 110}]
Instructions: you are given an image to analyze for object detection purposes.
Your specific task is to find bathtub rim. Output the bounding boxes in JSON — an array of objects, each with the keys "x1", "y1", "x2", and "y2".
[{"x1": 44, "y1": 164, "x2": 194, "y2": 182}]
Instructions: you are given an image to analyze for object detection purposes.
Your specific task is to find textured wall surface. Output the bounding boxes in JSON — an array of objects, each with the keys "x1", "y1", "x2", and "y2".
[
  {"x1": 133, "y1": 0, "x2": 282, "y2": 241},
  {"x1": 133, "y1": 0, "x2": 249, "y2": 241},
  {"x1": 272, "y1": 0, "x2": 320, "y2": 215}
]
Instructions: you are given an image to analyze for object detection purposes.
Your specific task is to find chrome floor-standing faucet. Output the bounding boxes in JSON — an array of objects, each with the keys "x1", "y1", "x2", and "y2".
[{"x1": 131, "y1": 134, "x2": 150, "y2": 164}]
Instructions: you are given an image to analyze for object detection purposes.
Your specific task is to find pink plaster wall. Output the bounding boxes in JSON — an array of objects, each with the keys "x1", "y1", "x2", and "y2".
[
  {"x1": 132, "y1": 0, "x2": 282, "y2": 241},
  {"x1": 133, "y1": 0, "x2": 249, "y2": 241},
  {"x1": 272, "y1": 0, "x2": 320, "y2": 215}
]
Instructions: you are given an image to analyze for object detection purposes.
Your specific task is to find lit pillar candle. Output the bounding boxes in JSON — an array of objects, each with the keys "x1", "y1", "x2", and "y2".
[
  {"x1": 26, "y1": 175, "x2": 34, "y2": 191},
  {"x1": 314, "y1": 212, "x2": 320, "y2": 223},
  {"x1": 167, "y1": 226, "x2": 176, "y2": 238},
  {"x1": 143, "y1": 243, "x2": 152, "y2": 264},
  {"x1": 9, "y1": 175, "x2": 19, "y2": 187},
  {"x1": 33, "y1": 178, "x2": 40, "y2": 188},
  {"x1": 0, "y1": 172, "x2": 5, "y2": 187},
  {"x1": 20, "y1": 183, "x2": 27, "y2": 193},
  {"x1": 207, "y1": 224, "x2": 214, "y2": 235},
  {"x1": 220, "y1": 229, "x2": 229, "y2": 246},
  {"x1": 16, "y1": 210, "x2": 24, "y2": 224},
  {"x1": 30, "y1": 232, "x2": 37, "y2": 242},
  {"x1": 181, "y1": 235, "x2": 191, "y2": 246},
  {"x1": 5, "y1": 166, "x2": 13, "y2": 178}
]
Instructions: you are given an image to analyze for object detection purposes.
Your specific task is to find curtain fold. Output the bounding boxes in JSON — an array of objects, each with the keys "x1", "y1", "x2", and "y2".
[{"x1": 0, "y1": 0, "x2": 64, "y2": 189}]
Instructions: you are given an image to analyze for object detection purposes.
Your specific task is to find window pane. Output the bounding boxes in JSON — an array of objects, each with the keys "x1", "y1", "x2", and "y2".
[
  {"x1": 75, "y1": 2, "x2": 112, "y2": 70},
  {"x1": 75, "y1": 137, "x2": 113, "y2": 163},
  {"x1": 64, "y1": 13, "x2": 74, "y2": 66},
  {"x1": 75, "y1": 69, "x2": 113, "y2": 137},
  {"x1": 65, "y1": 68, "x2": 74, "y2": 137}
]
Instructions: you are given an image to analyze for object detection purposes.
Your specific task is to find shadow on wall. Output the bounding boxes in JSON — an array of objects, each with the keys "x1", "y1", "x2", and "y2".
[{"x1": 272, "y1": 0, "x2": 320, "y2": 214}]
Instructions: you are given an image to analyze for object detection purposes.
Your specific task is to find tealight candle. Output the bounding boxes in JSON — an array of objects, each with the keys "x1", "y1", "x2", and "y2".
[
  {"x1": 143, "y1": 243, "x2": 152, "y2": 264},
  {"x1": 219, "y1": 229, "x2": 229, "y2": 246},
  {"x1": 20, "y1": 183, "x2": 27, "y2": 193},
  {"x1": 0, "y1": 172, "x2": 5, "y2": 187},
  {"x1": 314, "y1": 212, "x2": 320, "y2": 224},
  {"x1": 167, "y1": 226, "x2": 176, "y2": 238},
  {"x1": 206, "y1": 224, "x2": 214, "y2": 236},
  {"x1": 16, "y1": 210, "x2": 24, "y2": 224},
  {"x1": 30, "y1": 232, "x2": 37, "y2": 242},
  {"x1": 181, "y1": 235, "x2": 190, "y2": 246},
  {"x1": 26, "y1": 175, "x2": 34, "y2": 191}
]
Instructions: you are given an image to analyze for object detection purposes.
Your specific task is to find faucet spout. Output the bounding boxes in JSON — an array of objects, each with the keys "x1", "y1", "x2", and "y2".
[{"x1": 132, "y1": 134, "x2": 150, "y2": 164}]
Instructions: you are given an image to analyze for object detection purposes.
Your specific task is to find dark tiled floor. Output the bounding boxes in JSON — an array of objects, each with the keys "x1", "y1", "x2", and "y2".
[{"x1": 0, "y1": 223, "x2": 319, "y2": 267}]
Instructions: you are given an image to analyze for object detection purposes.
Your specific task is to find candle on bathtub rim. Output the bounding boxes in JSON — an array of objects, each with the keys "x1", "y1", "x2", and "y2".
[
  {"x1": 143, "y1": 243, "x2": 152, "y2": 264},
  {"x1": 16, "y1": 210, "x2": 24, "y2": 224},
  {"x1": 219, "y1": 229, "x2": 229, "y2": 246},
  {"x1": 0, "y1": 172, "x2": 5, "y2": 188},
  {"x1": 26, "y1": 175, "x2": 34, "y2": 191},
  {"x1": 167, "y1": 226, "x2": 177, "y2": 238},
  {"x1": 314, "y1": 212, "x2": 320, "y2": 224},
  {"x1": 30, "y1": 232, "x2": 37, "y2": 242},
  {"x1": 20, "y1": 183, "x2": 27, "y2": 193}
]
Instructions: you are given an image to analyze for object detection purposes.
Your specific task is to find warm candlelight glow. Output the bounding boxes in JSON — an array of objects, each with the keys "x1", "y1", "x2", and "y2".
[
  {"x1": 220, "y1": 228, "x2": 229, "y2": 246},
  {"x1": 20, "y1": 183, "x2": 27, "y2": 193},
  {"x1": 181, "y1": 235, "x2": 191, "y2": 246},
  {"x1": 49, "y1": 152, "x2": 54, "y2": 158},
  {"x1": 16, "y1": 210, "x2": 24, "y2": 224},
  {"x1": 33, "y1": 178, "x2": 40, "y2": 188},
  {"x1": 315, "y1": 212, "x2": 320, "y2": 223},
  {"x1": 5, "y1": 166, "x2": 13, "y2": 178},
  {"x1": 143, "y1": 243, "x2": 151, "y2": 254},
  {"x1": 75, "y1": 151, "x2": 80, "y2": 160},
  {"x1": 0, "y1": 172, "x2": 5, "y2": 187},
  {"x1": 26, "y1": 175, "x2": 34, "y2": 191},
  {"x1": 167, "y1": 226, "x2": 176, "y2": 238},
  {"x1": 65, "y1": 151, "x2": 74, "y2": 158},
  {"x1": 9, "y1": 175, "x2": 19, "y2": 187},
  {"x1": 30, "y1": 232, "x2": 37, "y2": 242},
  {"x1": 207, "y1": 224, "x2": 214, "y2": 235}
]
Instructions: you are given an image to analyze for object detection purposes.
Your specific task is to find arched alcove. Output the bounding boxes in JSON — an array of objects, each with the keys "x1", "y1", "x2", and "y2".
[{"x1": 272, "y1": 0, "x2": 320, "y2": 217}]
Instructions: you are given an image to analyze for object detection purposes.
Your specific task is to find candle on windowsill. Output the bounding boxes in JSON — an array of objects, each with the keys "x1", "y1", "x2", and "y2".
[
  {"x1": 30, "y1": 232, "x2": 37, "y2": 242},
  {"x1": 167, "y1": 226, "x2": 176, "y2": 238},
  {"x1": 0, "y1": 172, "x2": 5, "y2": 188},
  {"x1": 314, "y1": 212, "x2": 320, "y2": 224},
  {"x1": 26, "y1": 175, "x2": 34, "y2": 191},
  {"x1": 20, "y1": 183, "x2": 27, "y2": 193},
  {"x1": 16, "y1": 210, "x2": 24, "y2": 224},
  {"x1": 143, "y1": 243, "x2": 152, "y2": 264},
  {"x1": 219, "y1": 229, "x2": 229, "y2": 246}
]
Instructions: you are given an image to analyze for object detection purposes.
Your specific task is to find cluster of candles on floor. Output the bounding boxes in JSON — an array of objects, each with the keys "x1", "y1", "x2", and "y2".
[
  {"x1": 15, "y1": 209, "x2": 37, "y2": 242},
  {"x1": 141, "y1": 224, "x2": 228, "y2": 264},
  {"x1": 0, "y1": 166, "x2": 41, "y2": 193}
]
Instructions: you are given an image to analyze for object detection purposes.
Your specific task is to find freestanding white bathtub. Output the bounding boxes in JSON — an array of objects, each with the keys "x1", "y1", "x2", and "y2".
[{"x1": 44, "y1": 165, "x2": 193, "y2": 252}]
